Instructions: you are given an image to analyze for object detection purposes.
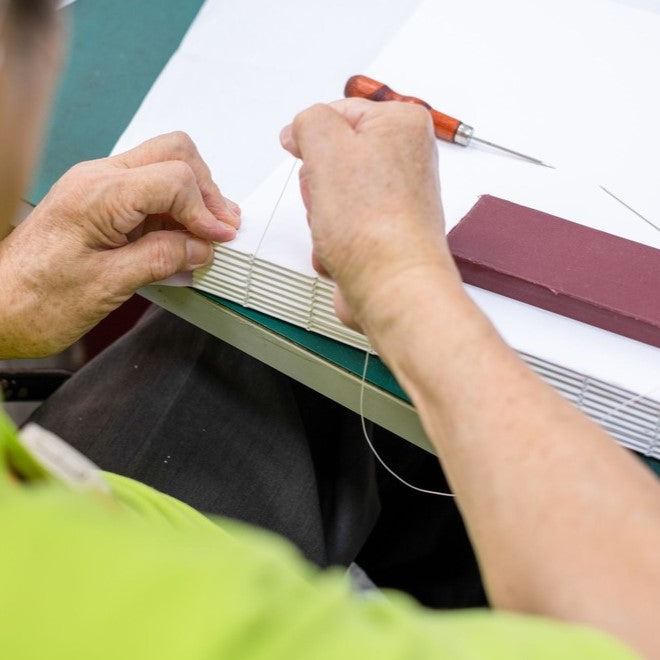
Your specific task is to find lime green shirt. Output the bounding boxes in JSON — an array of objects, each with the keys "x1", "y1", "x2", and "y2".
[{"x1": 0, "y1": 408, "x2": 636, "y2": 658}]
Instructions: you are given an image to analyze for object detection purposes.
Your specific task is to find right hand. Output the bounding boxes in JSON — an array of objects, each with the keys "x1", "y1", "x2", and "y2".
[{"x1": 280, "y1": 98, "x2": 459, "y2": 331}]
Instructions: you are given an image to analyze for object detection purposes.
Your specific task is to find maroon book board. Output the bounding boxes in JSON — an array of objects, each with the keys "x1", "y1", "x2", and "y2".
[{"x1": 447, "y1": 195, "x2": 660, "y2": 349}]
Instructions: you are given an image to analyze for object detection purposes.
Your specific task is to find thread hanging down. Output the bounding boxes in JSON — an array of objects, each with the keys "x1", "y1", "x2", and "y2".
[
  {"x1": 359, "y1": 351, "x2": 454, "y2": 497},
  {"x1": 243, "y1": 158, "x2": 299, "y2": 308}
]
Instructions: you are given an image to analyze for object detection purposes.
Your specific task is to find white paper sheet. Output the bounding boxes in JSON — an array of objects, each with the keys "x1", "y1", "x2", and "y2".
[
  {"x1": 112, "y1": 0, "x2": 422, "y2": 200},
  {"x1": 365, "y1": 0, "x2": 660, "y2": 221}
]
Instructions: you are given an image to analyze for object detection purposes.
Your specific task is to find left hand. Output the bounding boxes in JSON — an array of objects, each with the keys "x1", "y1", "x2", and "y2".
[{"x1": 0, "y1": 132, "x2": 239, "y2": 358}]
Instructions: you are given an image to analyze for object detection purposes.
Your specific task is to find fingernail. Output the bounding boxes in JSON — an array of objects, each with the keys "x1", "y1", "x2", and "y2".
[
  {"x1": 213, "y1": 221, "x2": 237, "y2": 242},
  {"x1": 280, "y1": 125, "x2": 292, "y2": 147},
  {"x1": 224, "y1": 202, "x2": 241, "y2": 226},
  {"x1": 186, "y1": 238, "x2": 213, "y2": 268}
]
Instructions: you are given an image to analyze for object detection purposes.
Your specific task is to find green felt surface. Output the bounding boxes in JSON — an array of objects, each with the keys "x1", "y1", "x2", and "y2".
[
  {"x1": 27, "y1": 0, "x2": 660, "y2": 476},
  {"x1": 31, "y1": 0, "x2": 206, "y2": 202}
]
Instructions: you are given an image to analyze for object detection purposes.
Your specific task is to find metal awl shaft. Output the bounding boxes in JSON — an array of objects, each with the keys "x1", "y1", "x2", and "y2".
[
  {"x1": 470, "y1": 135, "x2": 554, "y2": 168},
  {"x1": 345, "y1": 75, "x2": 552, "y2": 168}
]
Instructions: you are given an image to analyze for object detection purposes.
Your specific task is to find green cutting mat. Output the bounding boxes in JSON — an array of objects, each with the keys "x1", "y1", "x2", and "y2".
[
  {"x1": 31, "y1": 0, "x2": 206, "y2": 202},
  {"x1": 31, "y1": 0, "x2": 659, "y2": 477}
]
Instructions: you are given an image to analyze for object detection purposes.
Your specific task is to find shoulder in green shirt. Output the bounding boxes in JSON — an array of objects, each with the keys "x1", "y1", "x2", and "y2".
[{"x1": 0, "y1": 408, "x2": 637, "y2": 659}]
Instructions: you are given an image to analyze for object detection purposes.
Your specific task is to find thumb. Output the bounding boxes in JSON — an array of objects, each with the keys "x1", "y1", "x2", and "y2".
[
  {"x1": 281, "y1": 103, "x2": 353, "y2": 160},
  {"x1": 105, "y1": 231, "x2": 213, "y2": 294}
]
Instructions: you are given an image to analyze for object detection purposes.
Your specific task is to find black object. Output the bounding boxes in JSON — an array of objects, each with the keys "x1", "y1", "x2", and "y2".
[{"x1": 0, "y1": 369, "x2": 72, "y2": 402}]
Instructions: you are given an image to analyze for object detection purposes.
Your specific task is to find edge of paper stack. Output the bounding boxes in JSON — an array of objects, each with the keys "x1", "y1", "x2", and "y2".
[
  {"x1": 192, "y1": 162, "x2": 660, "y2": 460},
  {"x1": 194, "y1": 248, "x2": 371, "y2": 352}
]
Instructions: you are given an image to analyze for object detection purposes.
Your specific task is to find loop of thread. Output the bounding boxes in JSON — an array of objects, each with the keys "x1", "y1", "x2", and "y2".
[{"x1": 359, "y1": 351, "x2": 455, "y2": 497}]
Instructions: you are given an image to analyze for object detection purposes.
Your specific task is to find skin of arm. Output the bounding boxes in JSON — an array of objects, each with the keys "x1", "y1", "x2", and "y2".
[
  {"x1": 0, "y1": 9, "x2": 238, "y2": 360},
  {"x1": 281, "y1": 99, "x2": 660, "y2": 658},
  {"x1": 0, "y1": 132, "x2": 240, "y2": 359}
]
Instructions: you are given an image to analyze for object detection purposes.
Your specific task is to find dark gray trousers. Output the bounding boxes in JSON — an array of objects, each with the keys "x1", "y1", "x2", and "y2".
[{"x1": 31, "y1": 307, "x2": 486, "y2": 608}]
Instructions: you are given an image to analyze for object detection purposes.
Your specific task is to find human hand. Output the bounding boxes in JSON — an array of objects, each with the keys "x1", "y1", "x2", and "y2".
[
  {"x1": 280, "y1": 99, "x2": 459, "y2": 332},
  {"x1": 0, "y1": 132, "x2": 239, "y2": 358}
]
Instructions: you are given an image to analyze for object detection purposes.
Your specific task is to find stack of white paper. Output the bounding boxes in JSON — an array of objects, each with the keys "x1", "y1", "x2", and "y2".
[
  {"x1": 195, "y1": 159, "x2": 370, "y2": 350},
  {"x1": 114, "y1": 0, "x2": 660, "y2": 458}
]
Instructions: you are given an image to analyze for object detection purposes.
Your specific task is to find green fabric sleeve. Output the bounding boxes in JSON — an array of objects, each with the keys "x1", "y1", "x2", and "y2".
[{"x1": 0, "y1": 413, "x2": 637, "y2": 659}]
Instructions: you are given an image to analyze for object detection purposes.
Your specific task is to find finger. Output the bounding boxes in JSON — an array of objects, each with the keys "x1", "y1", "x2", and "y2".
[
  {"x1": 280, "y1": 98, "x2": 389, "y2": 156},
  {"x1": 312, "y1": 250, "x2": 329, "y2": 277},
  {"x1": 328, "y1": 96, "x2": 433, "y2": 133},
  {"x1": 333, "y1": 288, "x2": 363, "y2": 334},
  {"x1": 326, "y1": 97, "x2": 382, "y2": 129},
  {"x1": 279, "y1": 124, "x2": 300, "y2": 158},
  {"x1": 140, "y1": 214, "x2": 185, "y2": 236},
  {"x1": 112, "y1": 161, "x2": 237, "y2": 243},
  {"x1": 283, "y1": 103, "x2": 355, "y2": 161},
  {"x1": 110, "y1": 131, "x2": 241, "y2": 228},
  {"x1": 299, "y1": 165, "x2": 312, "y2": 216},
  {"x1": 103, "y1": 230, "x2": 213, "y2": 295}
]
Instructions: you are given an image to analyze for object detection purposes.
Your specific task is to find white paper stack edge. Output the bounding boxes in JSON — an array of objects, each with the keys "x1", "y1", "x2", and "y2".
[
  {"x1": 522, "y1": 353, "x2": 660, "y2": 459},
  {"x1": 194, "y1": 158, "x2": 371, "y2": 351},
  {"x1": 194, "y1": 246, "x2": 370, "y2": 351}
]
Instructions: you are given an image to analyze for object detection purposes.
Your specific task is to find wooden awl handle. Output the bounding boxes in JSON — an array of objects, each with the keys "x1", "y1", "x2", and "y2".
[{"x1": 344, "y1": 74, "x2": 472, "y2": 145}]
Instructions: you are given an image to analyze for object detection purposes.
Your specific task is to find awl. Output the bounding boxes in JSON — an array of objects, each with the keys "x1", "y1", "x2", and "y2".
[{"x1": 344, "y1": 75, "x2": 551, "y2": 168}]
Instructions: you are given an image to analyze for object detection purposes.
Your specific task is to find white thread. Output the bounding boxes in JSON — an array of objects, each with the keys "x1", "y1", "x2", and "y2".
[
  {"x1": 254, "y1": 159, "x2": 298, "y2": 257},
  {"x1": 576, "y1": 376, "x2": 590, "y2": 411},
  {"x1": 596, "y1": 385, "x2": 660, "y2": 427},
  {"x1": 243, "y1": 158, "x2": 298, "y2": 307},
  {"x1": 306, "y1": 277, "x2": 318, "y2": 331},
  {"x1": 359, "y1": 351, "x2": 454, "y2": 496},
  {"x1": 647, "y1": 413, "x2": 660, "y2": 459},
  {"x1": 595, "y1": 383, "x2": 660, "y2": 431}
]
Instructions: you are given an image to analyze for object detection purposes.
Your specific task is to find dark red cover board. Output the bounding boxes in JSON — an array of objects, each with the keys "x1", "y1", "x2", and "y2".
[{"x1": 447, "y1": 195, "x2": 660, "y2": 348}]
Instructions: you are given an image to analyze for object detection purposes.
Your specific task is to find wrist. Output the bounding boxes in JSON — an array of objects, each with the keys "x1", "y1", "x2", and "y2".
[
  {"x1": 353, "y1": 255, "x2": 464, "y2": 346},
  {"x1": 355, "y1": 259, "x2": 504, "y2": 448},
  {"x1": 0, "y1": 237, "x2": 56, "y2": 359}
]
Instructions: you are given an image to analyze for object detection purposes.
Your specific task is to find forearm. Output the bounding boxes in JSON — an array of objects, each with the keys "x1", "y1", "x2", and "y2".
[
  {"x1": 363, "y1": 264, "x2": 660, "y2": 656},
  {"x1": 0, "y1": 249, "x2": 41, "y2": 359},
  {"x1": 0, "y1": 233, "x2": 74, "y2": 359}
]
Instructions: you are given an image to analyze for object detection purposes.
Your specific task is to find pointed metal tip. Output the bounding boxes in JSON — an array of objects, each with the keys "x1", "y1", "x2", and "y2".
[{"x1": 470, "y1": 135, "x2": 554, "y2": 169}]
